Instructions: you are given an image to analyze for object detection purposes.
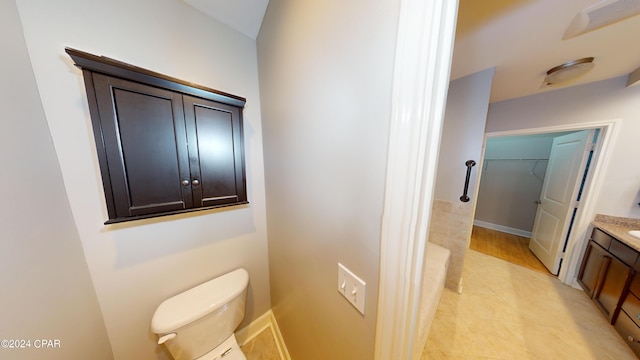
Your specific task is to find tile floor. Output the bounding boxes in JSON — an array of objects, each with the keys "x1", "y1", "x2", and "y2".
[
  {"x1": 422, "y1": 250, "x2": 639, "y2": 359},
  {"x1": 241, "y1": 327, "x2": 282, "y2": 360}
]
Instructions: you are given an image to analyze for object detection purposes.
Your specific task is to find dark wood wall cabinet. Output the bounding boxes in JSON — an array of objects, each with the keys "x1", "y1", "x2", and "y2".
[
  {"x1": 66, "y1": 48, "x2": 248, "y2": 224},
  {"x1": 578, "y1": 227, "x2": 640, "y2": 356}
]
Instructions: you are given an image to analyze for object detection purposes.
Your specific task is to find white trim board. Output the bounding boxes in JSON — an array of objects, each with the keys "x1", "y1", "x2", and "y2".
[
  {"x1": 483, "y1": 119, "x2": 620, "y2": 286},
  {"x1": 236, "y1": 310, "x2": 291, "y2": 360},
  {"x1": 473, "y1": 220, "x2": 532, "y2": 238},
  {"x1": 374, "y1": 0, "x2": 459, "y2": 359}
]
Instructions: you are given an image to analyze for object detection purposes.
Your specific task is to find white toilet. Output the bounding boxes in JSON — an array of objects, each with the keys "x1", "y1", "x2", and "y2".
[{"x1": 151, "y1": 268, "x2": 249, "y2": 360}]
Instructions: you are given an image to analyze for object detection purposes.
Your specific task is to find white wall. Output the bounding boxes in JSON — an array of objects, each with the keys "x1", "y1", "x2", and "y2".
[
  {"x1": 0, "y1": 0, "x2": 112, "y2": 358},
  {"x1": 475, "y1": 134, "x2": 556, "y2": 233},
  {"x1": 15, "y1": 0, "x2": 270, "y2": 359},
  {"x1": 487, "y1": 76, "x2": 640, "y2": 219},
  {"x1": 483, "y1": 133, "x2": 561, "y2": 160},
  {"x1": 435, "y1": 68, "x2": 495, "y2": 202},
  {"x1": 428, "y1": 68, "x2": 494, "y2": 291},
  {"x1": 257, "y1": 0, "x2": 398, "y2": 358}
]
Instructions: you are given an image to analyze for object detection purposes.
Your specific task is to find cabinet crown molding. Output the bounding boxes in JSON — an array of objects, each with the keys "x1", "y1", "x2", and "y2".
[{"x1": 65, "y1": 47, "x2": 246, "y2": 108}]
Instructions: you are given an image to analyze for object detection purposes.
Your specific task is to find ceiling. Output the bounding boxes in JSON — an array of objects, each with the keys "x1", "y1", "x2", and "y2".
[
  {"x1": 453, "y1": 0, "x2": 640, "y2": 103},
  {"x1": 185, "y1": 0, "x2": 640, "y2": 103},
  {"x1": 182, "y1": 0, "x2": 269, "y2": 39}
]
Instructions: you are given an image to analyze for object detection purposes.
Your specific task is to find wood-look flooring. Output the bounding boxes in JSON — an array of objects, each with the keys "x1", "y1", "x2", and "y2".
[{"x1": 470, "y1": 225, "x2": 551, "y2": 275}]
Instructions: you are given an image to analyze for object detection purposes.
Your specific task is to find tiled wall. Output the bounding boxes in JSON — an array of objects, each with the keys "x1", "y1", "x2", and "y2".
[{"x1": 428, "y1": 199, "x2": 473, "y2": 292}]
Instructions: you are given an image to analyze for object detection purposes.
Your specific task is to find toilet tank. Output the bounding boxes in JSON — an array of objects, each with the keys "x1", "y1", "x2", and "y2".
[{"x1": 151, "y1": 268, "x2": 249, "y2": 360}]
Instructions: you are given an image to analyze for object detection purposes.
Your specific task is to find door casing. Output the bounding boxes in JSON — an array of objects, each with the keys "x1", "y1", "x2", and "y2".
[{"x1": 476, "y1": 119, "x2": 620, "y2": 286}]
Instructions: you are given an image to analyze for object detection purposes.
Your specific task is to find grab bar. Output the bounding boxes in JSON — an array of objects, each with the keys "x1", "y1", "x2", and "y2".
[{"x1": 459, "y1": 160, "x2": 476, "y2": 203}]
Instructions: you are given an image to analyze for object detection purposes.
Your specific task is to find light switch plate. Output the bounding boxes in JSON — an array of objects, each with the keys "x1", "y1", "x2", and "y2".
[{"x1": 337, "y1": 263, "x2": 366, "y2": 315}]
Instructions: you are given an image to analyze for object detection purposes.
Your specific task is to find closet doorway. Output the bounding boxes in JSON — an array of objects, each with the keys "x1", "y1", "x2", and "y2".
[{"x1": 472, "y1": 129, "x2": 601, "y2": 277}]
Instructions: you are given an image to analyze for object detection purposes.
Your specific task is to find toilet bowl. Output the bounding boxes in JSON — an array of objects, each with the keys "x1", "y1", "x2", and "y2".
[
  {"x1": 196, "y1": 334, "x2": 244, "y2": 360},
  {"x1": 151, "y1": 268, "x2": 249, "y2": 360}
]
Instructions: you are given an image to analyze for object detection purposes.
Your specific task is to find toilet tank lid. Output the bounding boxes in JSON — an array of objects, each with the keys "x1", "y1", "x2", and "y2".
[{"x1": 151, "y1": 268, "x2": 249, "y2": 334}]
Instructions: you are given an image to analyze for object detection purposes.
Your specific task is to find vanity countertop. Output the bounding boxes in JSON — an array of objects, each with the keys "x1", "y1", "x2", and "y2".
[{"x1": 593, "y1": 214, "x2": 640, "y2": 252}]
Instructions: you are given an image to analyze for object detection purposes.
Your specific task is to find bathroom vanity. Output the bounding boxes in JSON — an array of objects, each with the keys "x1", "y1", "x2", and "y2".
[{"x1": 578, "y1": 215, "x2": 640, "y2": 357}]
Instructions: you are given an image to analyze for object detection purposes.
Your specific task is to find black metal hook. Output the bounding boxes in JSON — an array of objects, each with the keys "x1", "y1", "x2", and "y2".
[{"x1": 460, "y1": 160, "x2": 476, "y2": 203}]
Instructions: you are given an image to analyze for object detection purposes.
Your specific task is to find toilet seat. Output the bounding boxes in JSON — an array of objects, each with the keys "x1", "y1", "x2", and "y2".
[{"x1": 195, "y1": 334, "x2": 246, "y2": 360}]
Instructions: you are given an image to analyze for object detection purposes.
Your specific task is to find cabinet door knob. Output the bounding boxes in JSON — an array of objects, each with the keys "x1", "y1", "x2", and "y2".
[
  {"x1": 192, "y1": 179, "x2": 200, "y2": 186},
  {"x1": 181, "y1": 180, "x2": 190, "y2": 187}
]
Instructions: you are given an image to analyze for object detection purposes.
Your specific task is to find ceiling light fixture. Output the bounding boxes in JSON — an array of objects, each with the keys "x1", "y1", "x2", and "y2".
[{"x1": 543, "y1": 57, "x2": 595, "y2": 87}]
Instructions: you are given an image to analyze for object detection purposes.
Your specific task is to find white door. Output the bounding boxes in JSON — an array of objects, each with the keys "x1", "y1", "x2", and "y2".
[{"x1": 529, "y1": 130, "x2": 594, "y2": 275}]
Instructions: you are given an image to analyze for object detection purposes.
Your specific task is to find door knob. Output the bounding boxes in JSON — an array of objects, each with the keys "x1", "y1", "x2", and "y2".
[
  {"x1": 192, "y1": 179, "x2": 200, "y2": 186},
  {"x1": 181, "y1": 180, "x2": 189, "y2": 186}
]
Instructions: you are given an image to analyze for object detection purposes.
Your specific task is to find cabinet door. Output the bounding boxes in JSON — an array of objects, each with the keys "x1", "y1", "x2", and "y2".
[
  {"x1": 594, "y1": 254, "x2": 631, "y2": 321},
  {"x1": 92, "y1": 74, "x2": 192, "y2": 219},
  {"x1": 183, "y1": 95, "x2": 247, "y2": 208},
  {"x1": 578, "y1": 241, "x2": 608, "y2": 297}
]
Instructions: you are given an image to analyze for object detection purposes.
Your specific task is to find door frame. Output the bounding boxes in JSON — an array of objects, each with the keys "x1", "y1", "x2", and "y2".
[
  {"x1": 479, "y1": 119, "x2": 620, "y2": 286},
  {"x1": 374, "y1": 0, "x2": 459, "y2": 359}
]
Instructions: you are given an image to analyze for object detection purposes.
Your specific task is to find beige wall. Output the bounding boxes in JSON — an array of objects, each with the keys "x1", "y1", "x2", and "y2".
[
  {"x1": 15, "y1": 0, "x2": 271, "y2": 359},
  {"x1": 429, "y1": 68, "x2": 494, "y2": 291},
  {"x1": 257, "y1": 0, "x2": 399, "y2": 358},
  {"x1": 0, "y1": 0, "x2": 112, "y2": 358}
]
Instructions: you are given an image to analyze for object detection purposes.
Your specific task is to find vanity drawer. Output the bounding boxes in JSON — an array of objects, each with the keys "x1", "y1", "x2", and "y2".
[
  {"x1": 633, "y1": 257, "x2": 640, "y2": 273},
  {"x1": 630, "y1": 275, "x2": 640, "y2": 298},
  {"x1": 622, "y1": 291, "x2": 640, "y2": 327},
  {"x1": 610, "y1": 239, "x2": 639, "y2": 267},
  {"x1": 614, "y1": 311, "x2": 640, "y2": 357},
  {"x1": 592, "y1": 228, "x2": 613, "y2": 249}
]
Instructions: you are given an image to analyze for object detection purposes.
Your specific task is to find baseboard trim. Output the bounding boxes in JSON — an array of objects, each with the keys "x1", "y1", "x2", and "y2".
[
  {"x1": 269, "y1": 311, "x2": 291, "y2": 360},
  {"x1": 236, "y1": 311, "x2": 271, "y2": 345},
  {"x1": 236, "y1": 310, "x2": 291, "y2": 360},
  {"x1": 473, "y1": 220, "x2": 531, "y2": 238}
]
